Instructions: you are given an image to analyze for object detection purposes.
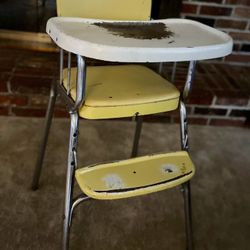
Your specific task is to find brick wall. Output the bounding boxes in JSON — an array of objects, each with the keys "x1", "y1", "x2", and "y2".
[
  {"x1": 0, "y1": 48, "x2": 249, "y2": 127},
  {"x1": 162, "y1": 62, "x2": 250, "y2": 127},
  {"x1": 0, "y1": 49, "x2": 68, "y2": 118},
  {"x1": 181, "y1": 0, "x2": 250, "y2": 65}
]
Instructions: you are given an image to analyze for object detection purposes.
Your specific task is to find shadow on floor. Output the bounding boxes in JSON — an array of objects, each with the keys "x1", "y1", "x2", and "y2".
[{"x1": 0, "y1": 117, "x2": 249, "y2": 249}]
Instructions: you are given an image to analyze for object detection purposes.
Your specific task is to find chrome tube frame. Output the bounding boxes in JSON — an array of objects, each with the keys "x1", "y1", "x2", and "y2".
[
  {"x1": 179, "y1": 60, "x2": 196, "y2": 250},
  {"x1": 171, "y1": 62, "x2": 177, "y2": 83},
  {"x1": 182, "y1": 181, "x2": 193, "y2": 250},
  {"x1": 72, "y1": 55, "x2": 86, "y2": 112},
  {"x1": 131, "y1": 116, "x2": 143, "y2": 158},
  {"x1": 60, "y1": 49, "x2": 64, "y2": 85},
  {"x1": 31, "y1": 80, "x2": 57, "y2": 190},
  {"x1": 180, "y1": 61, "x2": 196, "y2": 151},
  {"x1": 67, "y1": 52, "x2": 71, "y2": 95},
  {"x1": 69, "y1": 195, "x2": 91, "y2": 226},
  {"x1": 63, "y1": 112, "x2": 79, "y2": 250},
  {"x1": 182, "y1": 61, "x2": 196, "y2": 102},
  {"x1": 158, "y1": 62, "x2": 163, "y2": 75},
  {"x1": 180, "y1": 101, "x2": 188, "y2": 151},
  {"x1": 62, "y1": 54, "x2": 86, "y2": 250}
]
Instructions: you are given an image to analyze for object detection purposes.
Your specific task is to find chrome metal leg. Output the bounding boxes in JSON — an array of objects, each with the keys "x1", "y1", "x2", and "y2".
[
  {"x1": 131, "y1": 116, "x2": 143, "y2": 158},
  {"x1": 69, "y1": 195, "x2": 91, "y2": 226},
  {"x1": 171, "y1": 62, "x2": 177, "y2": 83},
  {"x1": 179, "y1": 61, "x2": 196, "y2": 250},
  {"x1": 62, "y1": 54, "x2": 86, "y2": 250},
  {"x1": 31, "y1": 81, "x2": 57, "y2": 190},
  {"x1": 182, "y1": 181, "x2": 193, "y2": 250},
  {"x1": 180, "y1": 102, "x2": 193, "y2": 249},
  {"x1": 63, "y1": 112, "x2": 79, "y2": 250},
  {"x1": 179, "y1": 101, "x2": 188, "y2": 151}
]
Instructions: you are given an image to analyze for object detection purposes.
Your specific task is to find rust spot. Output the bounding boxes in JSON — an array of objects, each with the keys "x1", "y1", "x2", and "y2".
[{"x1": 94, "y1": 22, "x2": 174, "y2": 40}]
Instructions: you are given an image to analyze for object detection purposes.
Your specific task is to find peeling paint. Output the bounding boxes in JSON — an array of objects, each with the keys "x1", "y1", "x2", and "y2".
[
  {"x1": 161, "y1": 164, "x2": 180, "y2": 174},
  {"x1": 102, "y1": 174, "x2": 125, "y2": 189}
]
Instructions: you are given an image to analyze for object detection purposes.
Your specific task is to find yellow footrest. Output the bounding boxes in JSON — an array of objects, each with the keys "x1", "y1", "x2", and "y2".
[{"x1": 75, "y1": 151, "x2": 195, "y2": 200}]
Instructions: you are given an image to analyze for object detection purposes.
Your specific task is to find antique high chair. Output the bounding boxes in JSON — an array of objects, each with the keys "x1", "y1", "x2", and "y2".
[{"x1": 31, "y1": 0, "x2": 233, "y2": 249}]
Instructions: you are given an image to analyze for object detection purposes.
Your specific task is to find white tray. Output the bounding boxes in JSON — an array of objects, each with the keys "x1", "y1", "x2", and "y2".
[{"x1": 47, "y1": 17, "x2": 233, "y2": 63}]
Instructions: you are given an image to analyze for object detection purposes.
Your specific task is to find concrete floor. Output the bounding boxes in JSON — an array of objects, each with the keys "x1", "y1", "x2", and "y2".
[{"x1": 0, "y1": 117, "x2": 249, "y2": 250}]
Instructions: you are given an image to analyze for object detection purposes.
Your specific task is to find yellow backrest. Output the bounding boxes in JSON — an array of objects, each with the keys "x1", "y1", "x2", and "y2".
[{"x1": 57, "y1": 0, "x2": 152, "y2": 21}]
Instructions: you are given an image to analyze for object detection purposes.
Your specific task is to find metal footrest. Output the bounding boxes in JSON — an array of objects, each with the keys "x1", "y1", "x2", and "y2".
[{"x1": 75, "y1": 151, "x2": 195, "y2": 200}]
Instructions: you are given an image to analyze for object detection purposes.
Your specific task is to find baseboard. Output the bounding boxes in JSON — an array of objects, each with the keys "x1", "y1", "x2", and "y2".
[{"x1": 0, "y1": 29, "x2": 58, "y2": 52}]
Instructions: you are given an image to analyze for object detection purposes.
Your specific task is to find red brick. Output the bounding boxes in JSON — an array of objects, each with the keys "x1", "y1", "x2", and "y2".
[
  {"x1": 0, "y1": 82, "x2": 7, "y2": 92},
  {"x1": 202, "y1": 75, "x2": 220, "y2": 90},
  {"x1": 234, "y1": 7, "x2": 250, "y2": 18},
  {"x1": 54, "y1": 109, "x2": 69, "y2": 118},
  {"x1": 229, "y1": 32, "x2": 250, "y2": 42},
  {"x1": 207, "y1": 72, "x2": 232, "y2": 90},
  {"x1": 172, "y1": 116, "x2": 180, "y2": 123},
  {"x1": 233, "y1": 43, "x2": 241, "y2": 51},
  {"x1": 0, "y1": 59, "x2": 16, "y2": 73},
  {"x1": 230, "y1": 109, "x2": 250, "y2": 117},
  {"x1": 0, "y1": 95, "x2": 28, "y2": 106},
  {"x1": 201, "y1": 0, "x2": 223, "y2": 2},
  {"x1": 0, "y1": 73, "x2": 9, "y2": 92},
  {"x1": 15, "y1": 66, "x2": 57, "y2": 77},
  {"x1": 29, "y1": 95, "x2": 49, "y2": 107},
  {"x1": 225, "y1": 0, "x2": 237, "y2": 3},
  {"x1": 215, "y1": 19, "x2": 247, "y2": 29},
  {"x1": 10, "y1": 76, "x2": 52, "y2": 94},
  {"x1": 224, "y1": 66, "x2": 250, "y2": 91},
  {"x1": 225, "y1": 53, "x2": 250, "y2": 63},
  {"x1": 214, "y1": 64, "x2": 242, "y2": 90},
  {"x1": 210, "y1": 118, "x2": 245, "y2": 127},
  {"x1": 188, "y1": 0, "x2": 222, "y2": 3},
  {"x1": 225, "y1": 0, "x2": 250, "y2": 5},
  {"x1": 0, "y1": 106, "x2": 9, "y2": 115},
  {"x1": 181, "y1": 3, "x2": 198, "y2": 14},
  {"x1": 194, "y1": 107, "x2": 227, "y2": 116},
  {"x1": 12, "y1": 107, "x2": 46, "y2": 117},
  {"x1": 200, "y1": 6, "x2": 232, "y2": 16},
  {"x1": 187, "y1": 89, "x2": 214, "y2": 105},
  {"x1": 188, "y1": 117, "x2": 208, "y2": 125},
  {"x1": 215, "y1": 90, "x2": 249, "y2": 106}
]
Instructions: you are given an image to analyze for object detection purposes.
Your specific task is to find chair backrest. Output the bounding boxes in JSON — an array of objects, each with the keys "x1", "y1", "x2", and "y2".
[{"x1": 57, "y1": 0, "x2": 152, "y2": 21}]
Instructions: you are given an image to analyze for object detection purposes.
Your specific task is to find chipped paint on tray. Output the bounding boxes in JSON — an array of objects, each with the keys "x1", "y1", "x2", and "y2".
[
  {"x1": 102, "y1": 174, "x2": 125, "y2": 189},
  {"x1": 161, "y1": 164, "x2": 180, "y2": 174}
]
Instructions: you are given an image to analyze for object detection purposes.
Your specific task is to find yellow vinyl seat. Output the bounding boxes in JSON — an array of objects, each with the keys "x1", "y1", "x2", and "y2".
[
  {"x1": 75, "y1": 151, "x2": 195, "y2": 200},
  {"x1": 63, "y1": 65, "x2": 180, "y2": 119}
]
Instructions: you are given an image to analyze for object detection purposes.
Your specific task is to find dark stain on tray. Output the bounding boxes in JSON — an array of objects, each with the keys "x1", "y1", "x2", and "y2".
[{"x1": 94, "y1": 22, "x2": 174, "y2": 40}]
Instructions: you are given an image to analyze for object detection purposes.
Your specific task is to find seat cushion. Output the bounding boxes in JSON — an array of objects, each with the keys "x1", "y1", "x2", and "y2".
[
  {"x1": 75, "y1": 151, "x2": 195, "y2": 200},
  {"x1": 63, "y1": 65, "x2": 180, "y2": 119}
]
